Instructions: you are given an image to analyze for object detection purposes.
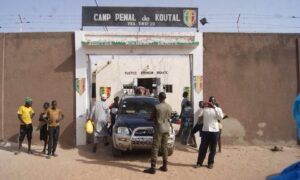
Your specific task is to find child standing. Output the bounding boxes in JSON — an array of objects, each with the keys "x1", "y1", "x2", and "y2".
[{"x1": 38, "y1": 102, "x2": 50, "y2": 154}]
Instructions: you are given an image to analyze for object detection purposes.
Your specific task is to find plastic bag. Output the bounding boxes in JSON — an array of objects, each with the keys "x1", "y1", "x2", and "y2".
[{"x1": 85, "y1": 119, "x2": 94, "y2": 134}]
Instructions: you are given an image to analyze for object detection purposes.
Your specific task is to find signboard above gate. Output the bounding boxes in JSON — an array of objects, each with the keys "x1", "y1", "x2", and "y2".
[{"x1": 82, "y1": 6, "x2": 198, "y2": 28}]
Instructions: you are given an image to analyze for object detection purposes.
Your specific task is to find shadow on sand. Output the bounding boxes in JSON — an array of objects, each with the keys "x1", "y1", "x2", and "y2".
[
  {"x1": 75, "y1": 137, "x2": 195, "y2": 173},
  {"x1": 0, "y1": 140, "x2": 48, "y2": 158}
]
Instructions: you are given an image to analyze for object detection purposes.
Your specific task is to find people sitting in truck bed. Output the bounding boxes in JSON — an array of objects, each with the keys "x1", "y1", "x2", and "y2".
[{"x1": 134, "y1": 86, "x2": 150, "y2": 96}]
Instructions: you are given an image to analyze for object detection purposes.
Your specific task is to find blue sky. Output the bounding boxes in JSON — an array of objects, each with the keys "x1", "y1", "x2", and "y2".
[{"x1": 0, "y1": 0, "x2": 299, "y2": 33}]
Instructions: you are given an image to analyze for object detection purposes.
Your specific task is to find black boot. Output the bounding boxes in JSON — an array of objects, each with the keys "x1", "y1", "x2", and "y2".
[
  {"x1": 143, "y1": 160, "x2": 156, "y2": 174},
  {"x1": 159, "y1": 160, "x2": 168, "y2": 172}
]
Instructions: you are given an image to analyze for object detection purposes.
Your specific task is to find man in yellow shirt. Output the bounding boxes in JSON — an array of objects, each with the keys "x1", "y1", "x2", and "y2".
[
  {"x1": 46, "y1": 100, "x2": 64, "y2": 159},
  {"x1": 16, "y1": 97, "x2": 35, "y2": 154}
]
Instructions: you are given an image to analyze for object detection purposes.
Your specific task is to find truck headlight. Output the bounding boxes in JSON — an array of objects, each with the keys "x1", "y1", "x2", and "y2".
[{"x1": 117, "y1": 127, "x2": 130, "y2": 135}]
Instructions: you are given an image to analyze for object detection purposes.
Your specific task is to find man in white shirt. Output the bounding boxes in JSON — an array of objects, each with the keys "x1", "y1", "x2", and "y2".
[{"x1": 194, "y1": 96, "x2": 224, "y2": 169}]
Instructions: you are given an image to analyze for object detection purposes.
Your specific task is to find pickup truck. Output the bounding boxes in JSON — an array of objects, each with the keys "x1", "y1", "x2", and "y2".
[{"x1": 112, "y1": 95, "x2": 175, "y2": 156}]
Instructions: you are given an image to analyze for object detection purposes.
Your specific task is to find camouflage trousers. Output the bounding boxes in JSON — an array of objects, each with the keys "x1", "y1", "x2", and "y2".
[{"x1": 150, "y1": 132, "x2": 169, "y2": 161}]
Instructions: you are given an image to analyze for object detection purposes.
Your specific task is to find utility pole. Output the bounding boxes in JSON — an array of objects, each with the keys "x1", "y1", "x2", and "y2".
[
  {"x1": 236, "y1": 13, "x2": 241, "y2": 33},
  {"x1": 94, "y1": 0, "x2": 99, "y2": 6},
  {"x1": 18, "y1": 14, "x2": 30, "y2": 32},
  {"x1": 18, "y1": 14, "x2": 23, "y2": 32}
]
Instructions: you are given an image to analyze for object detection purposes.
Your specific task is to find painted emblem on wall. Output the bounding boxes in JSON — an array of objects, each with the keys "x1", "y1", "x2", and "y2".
[
  {"x1": 100, "y1": 87, "x2": 111, "y2": 98},
  {"x1": 193, "y1": 75, "x2": 203, "y2": 94},
  {"x1": 183, "y1": 9, "x2": 197, "y2": 27},
  {"x1": 76, "y1": 78, "x2": 85, "y2": 96}
]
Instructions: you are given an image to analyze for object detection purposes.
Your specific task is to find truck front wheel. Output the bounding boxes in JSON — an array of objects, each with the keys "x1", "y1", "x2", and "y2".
[{"x1": 112, "y1": 146, "x2": 123, "y2": 157}]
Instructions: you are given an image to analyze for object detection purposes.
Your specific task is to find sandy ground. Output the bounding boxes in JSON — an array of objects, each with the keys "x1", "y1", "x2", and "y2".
[{"x1": 0, "y1": 139, "x2": 299, "y2": 180}]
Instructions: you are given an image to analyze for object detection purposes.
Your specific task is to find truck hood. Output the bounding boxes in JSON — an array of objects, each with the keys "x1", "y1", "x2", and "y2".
[{"x1": 116, "y1": 114, "x2": 154, "y2": 130}]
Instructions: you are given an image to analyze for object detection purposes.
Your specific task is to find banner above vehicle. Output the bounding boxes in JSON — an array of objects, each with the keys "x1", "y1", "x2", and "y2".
[{"x1": 82, "y1": 6, "x2": 198, "y2": 28}]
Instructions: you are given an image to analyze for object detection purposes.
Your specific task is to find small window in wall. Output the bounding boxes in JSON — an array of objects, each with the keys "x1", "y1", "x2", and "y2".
[
  {"x1": 163, "y1": 84, "x2": 173, "y2": 93},
  {"x1": 123, "y1": 84, "x2": 134, "y2": 95}
]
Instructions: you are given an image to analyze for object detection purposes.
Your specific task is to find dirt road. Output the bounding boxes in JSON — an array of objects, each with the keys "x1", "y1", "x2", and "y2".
[{"x1": 0, "y1": 140, "x2": 299, "y2": 180}]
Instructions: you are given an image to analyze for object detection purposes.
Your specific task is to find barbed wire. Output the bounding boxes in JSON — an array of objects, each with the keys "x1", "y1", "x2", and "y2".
[{"x1": 0, "y1": 12, "x2": 300, "y2": 32}]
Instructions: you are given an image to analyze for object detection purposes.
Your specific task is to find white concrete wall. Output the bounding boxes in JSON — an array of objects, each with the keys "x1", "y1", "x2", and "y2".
[
  {"x1": 75, "y1": 31, "x2": 203, "y2": 145},
  {"x1": 75, "y1": 32, "x2": 89, "y2": 146},
  {"x1": 91, "y1": 55, "x2": 190, "y2": 112}
]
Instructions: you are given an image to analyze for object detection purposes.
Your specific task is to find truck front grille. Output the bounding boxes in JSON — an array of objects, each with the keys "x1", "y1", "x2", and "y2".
[{"x1": 133, "y1": 128, "x2": 154, "y2": 137}]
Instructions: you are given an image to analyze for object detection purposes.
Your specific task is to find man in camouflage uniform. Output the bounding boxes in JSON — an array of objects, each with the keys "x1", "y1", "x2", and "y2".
[{"x1": 144, "y1": 92, "x2": 172, "y2": 174}]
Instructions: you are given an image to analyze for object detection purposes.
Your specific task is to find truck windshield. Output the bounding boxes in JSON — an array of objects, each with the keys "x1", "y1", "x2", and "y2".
[{"x1": 120, "y1": 98, "x2": 159, "y2": 117}]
